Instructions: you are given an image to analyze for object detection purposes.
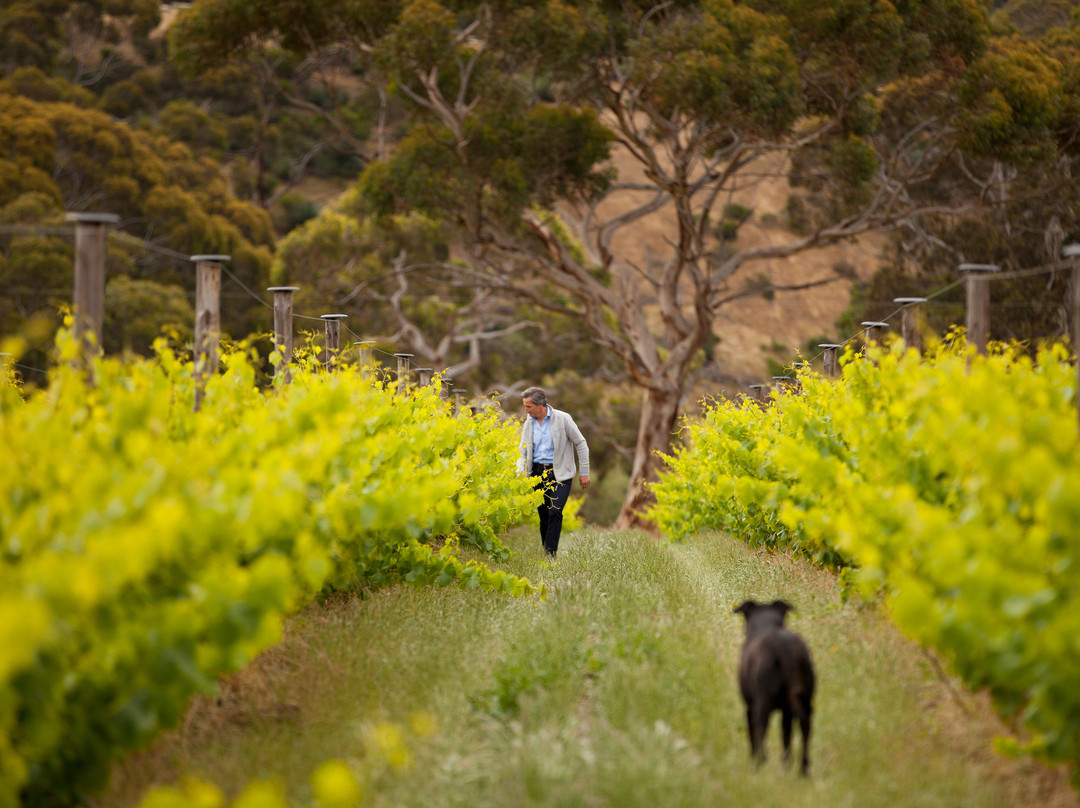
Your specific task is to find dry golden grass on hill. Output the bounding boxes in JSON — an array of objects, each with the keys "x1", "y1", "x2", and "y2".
[{"x1": 594, "y1": 146, "x2": 885, "y2": 384}]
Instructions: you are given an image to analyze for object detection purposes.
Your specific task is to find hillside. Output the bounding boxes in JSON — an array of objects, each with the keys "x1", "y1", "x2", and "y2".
[
  {"x1": 298, "y1": 141, "x2": 880, "y2": 384},
  {"x1": 595, "y1": 147, "x2": 884, "y2": 383}
]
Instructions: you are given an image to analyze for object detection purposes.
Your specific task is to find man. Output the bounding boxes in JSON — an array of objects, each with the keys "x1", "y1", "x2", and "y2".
[{"x1": 516, "y1": 386, "x2": 591, "y2": 557}]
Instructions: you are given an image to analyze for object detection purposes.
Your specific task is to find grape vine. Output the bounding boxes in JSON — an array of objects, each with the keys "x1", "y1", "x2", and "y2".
[
  {"x1": 650, "y1": 337, "x2": 1080, "y2": 775},
  {"x1": 0, "y1": 330, "x2": 540, "y2": 808}
]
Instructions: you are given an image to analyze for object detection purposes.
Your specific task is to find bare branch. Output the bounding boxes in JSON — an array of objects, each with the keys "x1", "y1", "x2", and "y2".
[
  {"x1": 265, "y1": 143, "x2": 326, "y2": 207},
  {"x1": 451, "y1": 321, "x2": 540, "y2": 343},
  {"x1": 337, "y1": 262, "x2": 463, "y2": 305},
  {"x1": 255, "y1": 57, "x2": 372, "y2": 162},
  {"x1": 77, "y1": 48, "x2": 117, "y2": 87},
  {"x1": 711, "y1": 274, "x2": 843, "y2": 308},
  {"x1": 593, "y1": 186, "x2": 670, "y2": 265}
]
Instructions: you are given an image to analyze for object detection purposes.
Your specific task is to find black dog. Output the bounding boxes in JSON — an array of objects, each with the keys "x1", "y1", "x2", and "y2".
[{"x1": 733, "y1": 599, "x2": 815, "y2": 775}]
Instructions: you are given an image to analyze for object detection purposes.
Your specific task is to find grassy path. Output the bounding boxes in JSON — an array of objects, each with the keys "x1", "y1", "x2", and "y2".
[{"x1": 98, "y1": 530, "x2": 1077, "y2": 808}]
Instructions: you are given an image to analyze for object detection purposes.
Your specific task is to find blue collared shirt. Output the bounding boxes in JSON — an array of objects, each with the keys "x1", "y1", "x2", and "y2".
[{"x1": 530, "y1": 406, "x2": 555, "y2": 464}]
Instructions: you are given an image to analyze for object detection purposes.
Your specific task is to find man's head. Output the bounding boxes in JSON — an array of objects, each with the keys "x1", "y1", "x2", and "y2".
[{"x1": 522, "y1": 386, "x2": 548, "y2": 419}]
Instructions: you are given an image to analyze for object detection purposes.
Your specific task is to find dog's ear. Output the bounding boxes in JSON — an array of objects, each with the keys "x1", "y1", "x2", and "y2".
[
  {"x1": 769, "y1": 599, "x2": 795, "y2": 618},
  {"x1": 733, "y1": 600, "x2": 757, "y2": 617}
]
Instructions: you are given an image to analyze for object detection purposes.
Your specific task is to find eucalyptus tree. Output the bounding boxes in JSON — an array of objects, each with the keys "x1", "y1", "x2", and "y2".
[
  {"x1": 0, "y1": 93, "x2": 275, "y2": 354},
  {"x1": 271, "y1": 190, "x2": 546, "y2": 380},
  {"x1": 0, "y1": 0, "x2": 161, "y2": 83},
  {"x1": 174, "y1": 0, "x2": 991, "y2": 526},
  {"x1": 845, "y1": 24, "x2": 1080, "y2": 346}
]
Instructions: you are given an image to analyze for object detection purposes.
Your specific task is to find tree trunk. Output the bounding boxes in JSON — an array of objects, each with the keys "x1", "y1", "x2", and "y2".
[{"x1": 614, "y1": 385, "x2": 682, "y2": 530}]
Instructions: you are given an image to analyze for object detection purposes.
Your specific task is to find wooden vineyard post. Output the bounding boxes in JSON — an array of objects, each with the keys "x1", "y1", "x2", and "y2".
[
  {"x1": 959, "y1": 264, "x2": 999, "y2": 355},
  {"x1": 441, "y1": 377, "x2": 454, "y2": 401},
  {"x1": 772, "y1": 375, "x2": 797, "y2": 396},
  {"x1": 791, "y1": 362, "x2": 807, "y2": 392},
  {"x1": 353, "y1": 341, "x2": 376, "y2": 377},
  {"x1": 321, "y1": 314, "x2": 348, "y2": 372},
  {"x1": 894, "y1": 298, "x2": 928, "y2": 353},
  {"x1": 452, "y1": 388, "x2": 467, "y2": 414},
  {"x1": 191, "y1": 254, "x2": 229, "y2": 411},
  {"x1": 748, "y1": 383, "x2": 768, "y2": 405},
  {"x1": 819, "y1": 343, "x2": 842, "y2": 379},
  {"x1": 67, "y1": 212, "x2": 118, "y2": 375},
  {"x1": 861, "y1": 321, "x2": 889, "y2": 348},
  {"x1": 267, "y1": 286, "x2": 299, "y2": 384},
  {"x1": 1064, "y1": 244, "x2": 1080, "y2": 432},
  {"x1": 394, "y1": 353, "x2": 414, "y2": 393},
  {"x1": 416, "y1": 367, "x2": 433, "y2": 387}
]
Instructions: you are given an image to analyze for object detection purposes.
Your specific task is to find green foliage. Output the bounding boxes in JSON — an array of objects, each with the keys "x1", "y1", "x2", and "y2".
[
  {"x1": 0, "y1": 94, "x2": 274, "y2": 253},
  {"x1": 378, "y1": 0, "x2": 457, "y2": 80},
  {"x1": 628, "y1": 0, "x2": 803, "y2": 137},
  {"x1": 741, "y1": 271, "x2": 774, "y2": 301},
  {"x1": 271, "y1": 198, "x2": 453, "y2": 333},
  {"x1": 719, "y1": 202, "x2": 753, "y2": 240},
  {"x1": 102, "y1": 276, "x2": 194, "y2": 355},
  {"x1": 0, "y1": 0, "x2": 67, "y2": 74},
  {"x1": 499, "y1": 0, "x2": 608, "y2": 82},
  {"x1": 271, "y1": 193, "x2": 320, "y2": 234},
  {"x1": 650, "y1": 337, "x2": 1080, "y2": 774},
  {"x1": 0, "y1": 327, "x2": 540, "y2": 807},
  {"x1": 100, "y1": 77, "x2": 152, "y2": 118},
  {"x1": 991, "y1": 0, "x2": 1076, "y2": 37},
  {"x1": 842, "y1": 130, "x2": 1080, "y2": 347},
  {"x1": 0, "y1": 66, "x2": 94, "y2": 105},
  {"x1": 357, "y1": 100, "x2": 612, "y2": 230},
  {"x1": 155, "y1": 100, "x2": 230, "y2": 157},
  {"x1": 958, "y1": 39, "x2": 1064, "y2": 164},
  {"x1": 519, "y1": 104, "x2": 615, "y2": 206},
  {"x1": 0, "y1": 90, "x2": 275, "y2": 355}
]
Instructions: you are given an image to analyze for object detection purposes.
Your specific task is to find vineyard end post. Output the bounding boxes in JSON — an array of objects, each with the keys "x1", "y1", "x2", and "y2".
[
  {"x1": 819, "y1": 343, "x2": 842, "y2": 379},
  {"x1": 320, "y1": 314, "x2": 348, "y2": 372},
  {"x1": 67, "y1": 212, "x2": 119, "y2": 378},
  {"x1": 353, "y1": 341, "x2": 376, "y2": 378},
  {"x1": 860, "y1": 321, "x2": 889, "y2": 349},
  {"x1": 894, "y1": 297, "x2": 928, "y2": 354},
  {"x1": 958, "y1": 264, "x2": 1000, "y2": 355},
  {"x1": 191, "y1": 254, "x2": 229, "y2": 411},
  {"x1": 452, "y1": 388, "x2": 467, "y2": 415},
  {"x1": 268, "y1": 286, "x2": 299, "y2": 384},
  {"x1": 394, "y1": 353, "x2": 414, "y2": 393}
]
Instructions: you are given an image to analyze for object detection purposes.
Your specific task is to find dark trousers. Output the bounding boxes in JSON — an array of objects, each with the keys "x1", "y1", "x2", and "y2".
[{"x1": 531, "y1": 463, "x2": 571, "y2": 556}]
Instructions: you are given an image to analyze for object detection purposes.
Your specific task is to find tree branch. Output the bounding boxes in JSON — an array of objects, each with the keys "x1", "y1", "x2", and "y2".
[{"x1": 711, "y1": 274, "x2": 843, "y2": 308}]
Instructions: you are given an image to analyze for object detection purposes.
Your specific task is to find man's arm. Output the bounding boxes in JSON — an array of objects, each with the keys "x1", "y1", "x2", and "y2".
[{"x1": 567, "y1": 416, "x2": 591, "y2": 487}]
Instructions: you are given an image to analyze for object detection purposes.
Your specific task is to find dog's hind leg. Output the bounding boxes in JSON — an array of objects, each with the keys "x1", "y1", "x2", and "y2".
[
  {"x1": 797, "y1": 706, "x2": 812, "y2": 776},
  {"x1": 748, "y1": 703, "x2": 769, "y2": 767},
  {"x1": 745, "y1": 707, "x2": 760, "y2": 764},
  {"x1": 780, "y1": 707, "x2": 793, "y2": 770}
]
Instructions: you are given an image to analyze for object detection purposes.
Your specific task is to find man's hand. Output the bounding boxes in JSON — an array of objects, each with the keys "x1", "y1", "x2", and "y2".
[{"x1": 580, "y1": 475, "x2": 591, "y2": 489}]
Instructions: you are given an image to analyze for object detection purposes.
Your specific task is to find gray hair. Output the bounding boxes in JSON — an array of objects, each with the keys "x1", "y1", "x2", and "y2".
[{"x1": 521, "y1": 386, "x2": 547, "y2": 405}]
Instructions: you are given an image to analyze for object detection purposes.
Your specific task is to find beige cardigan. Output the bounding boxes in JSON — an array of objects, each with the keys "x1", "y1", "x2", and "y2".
[{"x1": 517, "y1": 407, "x2": 590, "y2": 483}]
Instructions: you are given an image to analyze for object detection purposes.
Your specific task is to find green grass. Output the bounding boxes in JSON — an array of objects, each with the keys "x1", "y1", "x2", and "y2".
[{"x1": 95, "y1": 530, "x2": 1077, "y2": 808}]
